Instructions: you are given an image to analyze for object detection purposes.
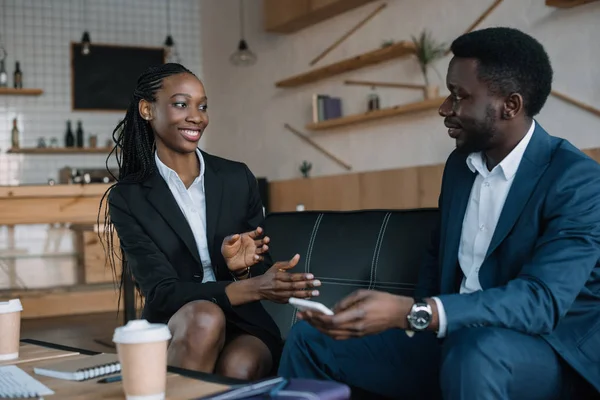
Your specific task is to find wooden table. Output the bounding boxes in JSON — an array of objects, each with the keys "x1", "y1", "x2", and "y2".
[{"x1": 8, "y1": 340, "x2": 234, "y2": 399}]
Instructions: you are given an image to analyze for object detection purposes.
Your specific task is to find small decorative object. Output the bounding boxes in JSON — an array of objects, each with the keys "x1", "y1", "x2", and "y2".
[
  {"x1": 296, "y1": 204, "x2": 305, "y2": 212},
  {"x1": 47, "y1": 178, "x2": 55, "y2": 186},
  {"x1": 411, "y1": 30, "x2": 446, "y2": 99},
  {"x1": 367, "y1": 87, "x2": 380, "y2": 111},
  {"x1": 89, "y1": 134, "x2": 97, "y2": 148},
  {"x1": 105, "y1": 138, "x2": 112, "y2": 148},
  {"x1": 299, "y1": 161, "x2": 312, "y2": 178},
  {"x1": 381, "y1": 39, "x2": 395, "y2": 48},
  {"x1": 49, "y1": 137, "x2": 58, "y2": 147},
  {"x1": 37, "y1": 137, "x2": 46, "y2": 148}
]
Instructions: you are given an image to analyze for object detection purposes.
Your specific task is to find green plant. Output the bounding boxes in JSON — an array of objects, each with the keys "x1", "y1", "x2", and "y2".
[
  {"x1": 299, "y1": 161, "x2": 312, "y2": 178},
  {"x1": 381, "y1": 39, "x2": 395, "y2": 48},
  {"x1": 411, "y1": 30, "x2": 446, "y2": 86}
]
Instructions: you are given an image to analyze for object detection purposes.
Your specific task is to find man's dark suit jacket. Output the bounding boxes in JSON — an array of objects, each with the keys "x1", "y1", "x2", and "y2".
[
  {"x1": 416, "y1": 123, "x2": 600, "y2": 392},
  {"x1": 108, "y1": 150, "x2": 282, "y2": 357}
]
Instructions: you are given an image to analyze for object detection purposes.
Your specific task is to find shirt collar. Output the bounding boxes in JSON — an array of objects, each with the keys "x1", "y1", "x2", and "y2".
[
  {"x1": 466, "y1": 120, "x2": 535, "y2": 180},
  {"x1": 155, "y1": 148, "x2": 205, "y2": 185}
]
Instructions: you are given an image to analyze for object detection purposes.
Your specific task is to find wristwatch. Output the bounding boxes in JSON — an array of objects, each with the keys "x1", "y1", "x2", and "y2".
[{"x1": 406, "y1": 298, "x2": 432, "y2": 333}]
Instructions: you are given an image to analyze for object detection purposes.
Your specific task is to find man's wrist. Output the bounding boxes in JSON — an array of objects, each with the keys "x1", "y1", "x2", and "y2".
[{"x1": 424, "y1": 298, "x2": 439, "y2": 332}]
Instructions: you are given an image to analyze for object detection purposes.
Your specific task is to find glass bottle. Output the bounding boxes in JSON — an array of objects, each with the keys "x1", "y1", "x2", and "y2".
[
  {"x1": 11, "y1": 118, "x2": 19, "y2": 149},
  {"x1": 65, "y1": 120, "x2": 75, "y2": 147}
]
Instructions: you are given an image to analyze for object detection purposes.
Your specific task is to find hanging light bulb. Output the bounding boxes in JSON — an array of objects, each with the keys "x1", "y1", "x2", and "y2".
[
  {"x1": 79, "y1": 1, "x2": 91, "y2": 55},
  {"x1": 163, "y1": 34, "x2": 180, "y2": 64},
  {"x1": 230, "y1": 0, "x2": 257, "y2": 67},
  {"x1": 81, "y1": 31, "x2": 91, "y2": 55},
  {"x1": 163, "y1": 0, "x2": 181, "y2": 64},
  {"x1": 230, "y1": 39, "x2": 257, "y2": 66}
]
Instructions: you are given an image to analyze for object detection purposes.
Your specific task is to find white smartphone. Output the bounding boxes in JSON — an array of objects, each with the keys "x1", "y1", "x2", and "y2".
[{"x1": 289, "y1": 297, "x2": 334, "y2": 316}]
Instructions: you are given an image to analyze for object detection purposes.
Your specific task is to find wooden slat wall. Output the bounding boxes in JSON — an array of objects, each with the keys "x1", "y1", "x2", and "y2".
[{"x1": 270, "y1": 147, "x2": 600, "y2": 212}]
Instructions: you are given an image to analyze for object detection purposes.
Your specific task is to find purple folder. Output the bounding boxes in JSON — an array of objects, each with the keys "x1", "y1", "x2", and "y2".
[{"x1": 195, "y1": 377, "x2": 351, "y2": 400}]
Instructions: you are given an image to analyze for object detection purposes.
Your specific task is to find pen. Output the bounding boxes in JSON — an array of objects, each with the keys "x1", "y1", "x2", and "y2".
[{"x1": 97, "y1": 375, "x2": 122, "y2": 384}]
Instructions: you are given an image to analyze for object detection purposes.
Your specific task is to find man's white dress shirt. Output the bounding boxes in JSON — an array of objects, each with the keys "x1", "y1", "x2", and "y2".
[{"x1": 433, "y1": 120, "x2": 536, "y2": 337}]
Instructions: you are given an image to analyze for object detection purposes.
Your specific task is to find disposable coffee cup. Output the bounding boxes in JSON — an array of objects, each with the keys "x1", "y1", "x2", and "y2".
[
  {"x1": 0, "y1": 299, "x2": 23, "y2": 361},
  {"x1": 113, "y1": 319, "x2": 172, "y2": 400}
]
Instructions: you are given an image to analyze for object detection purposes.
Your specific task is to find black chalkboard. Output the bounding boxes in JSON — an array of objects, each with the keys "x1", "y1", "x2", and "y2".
[{"x1": 71, "y1": 43, "x2": 165, "y2": 111}]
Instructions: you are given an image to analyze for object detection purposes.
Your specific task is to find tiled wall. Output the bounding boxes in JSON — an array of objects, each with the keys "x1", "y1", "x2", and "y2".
[
  {"x1": 0, "y1": 0, "x2": 202, "y2": 185},
  {"x1": 0, "y1": 0, "x2": 202, "y2": 290}
]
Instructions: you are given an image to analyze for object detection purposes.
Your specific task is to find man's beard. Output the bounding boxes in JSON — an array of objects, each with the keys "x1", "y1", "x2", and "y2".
[{"x1": 456, "y1": 105, "x2": 498, "y2": 154}]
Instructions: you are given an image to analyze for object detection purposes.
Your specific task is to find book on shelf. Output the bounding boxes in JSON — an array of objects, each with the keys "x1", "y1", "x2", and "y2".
[{"x1": 312, "y1": 94, "x2": 342, "y2": 123}]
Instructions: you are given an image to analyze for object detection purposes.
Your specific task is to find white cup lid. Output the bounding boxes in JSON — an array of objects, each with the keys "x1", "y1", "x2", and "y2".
[
  {"x1": 0, "y1": 299, "x2": 23, "y2": 314},
  {"x1": 113, "y1": 319, "x2": 171, "y2": 344}
]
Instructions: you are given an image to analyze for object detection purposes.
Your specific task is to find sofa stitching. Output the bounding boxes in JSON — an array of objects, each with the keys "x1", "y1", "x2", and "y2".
[
  {"x1": 373, "y1": 213, "x2": 392, "y2": 288},
  {"x1": 369, "y1": 214, "x2": 387, "y2": 290},
  {"x1": 291, "y1": 213, "x2": 323, "y2": 327}
]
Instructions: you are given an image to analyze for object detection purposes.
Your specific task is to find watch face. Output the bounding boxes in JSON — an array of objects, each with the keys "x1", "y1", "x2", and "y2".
[{"x1": 409, "y1": 303, "x2": 431, "y2": 331}]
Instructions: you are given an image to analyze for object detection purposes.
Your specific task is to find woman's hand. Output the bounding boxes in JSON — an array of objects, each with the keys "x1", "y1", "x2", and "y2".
[
  {"x1": 221, "y1": 227, "x2": 270, "y2": 273},
  {"x1": 254, "y1": 254, "x2": 321, "y2": 303}
]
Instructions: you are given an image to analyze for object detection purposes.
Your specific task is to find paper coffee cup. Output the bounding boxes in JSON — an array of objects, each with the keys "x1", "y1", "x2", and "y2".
[
  {"x1": 113, "y1": 319, "x2": 172, "y2": 400},
  {"x1": 0, "y1": 299, "x2": 23, "y2": 361}
]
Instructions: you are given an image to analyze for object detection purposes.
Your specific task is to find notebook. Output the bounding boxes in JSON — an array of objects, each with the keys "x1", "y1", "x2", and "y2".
[
  {"x1": 33, "y1": 353, "x2": 121, "y2": 381},
  {"x1": 195, "y1": 377, "x2": 351, "y2": 400},
  {"x1": 0, "y1": 365, "x2": 55, "y2": 398}
]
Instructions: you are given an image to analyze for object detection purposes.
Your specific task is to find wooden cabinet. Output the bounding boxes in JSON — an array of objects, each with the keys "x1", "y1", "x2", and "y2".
[{"x1": 264, "y1": 0, "x2": 377, "y2": 33}]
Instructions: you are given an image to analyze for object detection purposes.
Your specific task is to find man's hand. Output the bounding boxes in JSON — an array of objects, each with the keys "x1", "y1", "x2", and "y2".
[
  {"x1": 298, "y1": 289, "x2": 413, "y2": 340},
  {"x1": 221, "y1": 227, "x2": 269, "y2": 273}
]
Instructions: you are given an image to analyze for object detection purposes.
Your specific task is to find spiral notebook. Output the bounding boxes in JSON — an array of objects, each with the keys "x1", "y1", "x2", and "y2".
[{"x1": 33, "y1": 353, "x2": 121, "y2": 381}]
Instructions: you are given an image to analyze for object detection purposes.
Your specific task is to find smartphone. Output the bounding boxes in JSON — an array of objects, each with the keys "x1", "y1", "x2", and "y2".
[{"x1": 289, "y1": 297, "x2": 334, "y2": 315}]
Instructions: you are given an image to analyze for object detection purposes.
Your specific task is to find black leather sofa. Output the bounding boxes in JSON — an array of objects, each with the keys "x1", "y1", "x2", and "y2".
[{"x1": 261, "y1": 208, "x2": 439, "y2": 339}]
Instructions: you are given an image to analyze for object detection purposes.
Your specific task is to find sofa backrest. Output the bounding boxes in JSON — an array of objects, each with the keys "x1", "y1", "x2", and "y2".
[{"x1": 261, "y1": 208, "x2": 439, "y2": 338}]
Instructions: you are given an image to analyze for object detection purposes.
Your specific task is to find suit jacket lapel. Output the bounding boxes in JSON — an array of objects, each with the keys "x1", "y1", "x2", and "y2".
[
  {"x1": 483, "y1": 124, "x2": 552, "y2": 262},
  {"x1": 441, "y1": 159, "x2": 476, "y2": 294},
  {"x1": 202, "y1": 151, "x2": 222, "y2": 257},
  {"x1": 144, "y1": 173, "x2": 202, "y2": 265}
]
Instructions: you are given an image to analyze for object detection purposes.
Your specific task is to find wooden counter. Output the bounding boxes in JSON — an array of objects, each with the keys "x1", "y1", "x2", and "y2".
[{"x1": 0, "y1": 184, "x2": 112, "y2": 225}]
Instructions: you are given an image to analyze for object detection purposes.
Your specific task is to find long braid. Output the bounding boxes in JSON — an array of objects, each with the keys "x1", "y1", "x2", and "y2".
[{"x1": 98, "y1": 63, "x2": 195, "y2": 318}]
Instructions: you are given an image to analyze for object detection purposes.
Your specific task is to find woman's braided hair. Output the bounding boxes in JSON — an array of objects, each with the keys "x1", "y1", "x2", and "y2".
[{"x1": 98, "y1": 63, "x2": 195, "y2": 315}]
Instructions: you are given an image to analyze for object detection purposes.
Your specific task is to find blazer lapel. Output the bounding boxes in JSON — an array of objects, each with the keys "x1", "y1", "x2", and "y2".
[
  {"x1": 440, "y1": 159, "x2": 476, "y2": 294},
  {"x1": 144, "y1": 173, "x2": 202, "y2": 265},
  {"x1": 484, "y1": 124, "x2": 552, "y2": 261},
  {"x1": 202, "y1": 152, "x2": 222, "y2": 256}
]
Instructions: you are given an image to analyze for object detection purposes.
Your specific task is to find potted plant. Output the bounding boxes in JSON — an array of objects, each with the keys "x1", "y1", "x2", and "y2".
[
  {"x1": 299, "y1": 161, "x2": 312, "y2": 178},
  {"x1": 411, "y1": 30, "x2": 446, "y2": 100}
]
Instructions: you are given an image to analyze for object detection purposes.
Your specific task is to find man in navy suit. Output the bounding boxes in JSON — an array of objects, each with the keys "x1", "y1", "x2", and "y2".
[{"x1": 278, "y1": 27, "x2": 600, "y2": 399}]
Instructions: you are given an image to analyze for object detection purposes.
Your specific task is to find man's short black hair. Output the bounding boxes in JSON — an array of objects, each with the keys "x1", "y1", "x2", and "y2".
[{"x1": 451, "y1": 27, "x2": 553, "y2": 117}]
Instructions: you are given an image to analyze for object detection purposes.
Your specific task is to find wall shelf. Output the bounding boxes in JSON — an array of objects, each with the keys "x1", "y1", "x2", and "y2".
[
  {"x1": 275, "y1": 41, "x2": 416, "y2": 88},
  {"x1": 7, "y1": 147, "x2": 113, "y2": 154},
  {"x1": 545, "y1": 0, "x2": 598, "y2": 7},
  {"x1": 305, "y1": 97, "x2": 445, "y2": 131},
  {"x1": 0, "y1": 88, "x2": 44, "y2": 96}
]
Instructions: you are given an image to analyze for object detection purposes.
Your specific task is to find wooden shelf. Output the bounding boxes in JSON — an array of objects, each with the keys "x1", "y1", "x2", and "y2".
[
  {"x1": 264, "y1": 0, "x2": 378, "y2": 34},
  {"x1": 545, "y1": 0, "x2": 598, "y2": 7},
  {"x1": 306, "y1": 97, "x2": 445, "y2": 131},
  {"x1": 0, "y1": 88, "x2": 44, "y2": 96},
  {"x1": 275, "y1": 41, "x2": 416, "y2": 88},
  {"x1": 7, "y1": 147, "x2": 113, "y2": 154}
]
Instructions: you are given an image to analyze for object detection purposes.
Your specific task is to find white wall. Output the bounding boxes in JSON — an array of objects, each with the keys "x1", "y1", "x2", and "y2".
[
  {"x1": 200, "y1": 0, "x2": 600, "y2": 181},
  {"x1": 0, "y1": 0, "x2": 202, "y2": 185}
]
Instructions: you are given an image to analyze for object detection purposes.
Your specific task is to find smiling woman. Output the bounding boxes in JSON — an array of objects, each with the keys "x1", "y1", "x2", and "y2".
[{"x1": 98, "y1": 63, "x2": 320, "y2": 380}]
